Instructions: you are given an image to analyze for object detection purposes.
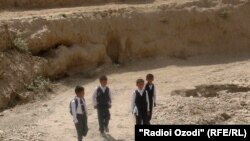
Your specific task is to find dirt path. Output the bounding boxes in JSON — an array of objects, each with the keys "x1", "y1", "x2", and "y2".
[
  {"x1": 0, "y1": 1, "x2": 154, "y2": 20},
  {"x1": 1, "y1": 55, "x2": 250, "y2": 141},
  {"x1": 34, "y1": 77, "x2": 135, "y2": 141},
  {"x1": 0, "y1": 0, "x2": 204, "y2": 21}
]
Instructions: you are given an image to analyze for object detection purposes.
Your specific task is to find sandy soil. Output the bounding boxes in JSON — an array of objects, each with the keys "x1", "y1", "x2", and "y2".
[
  {"x1": 0, "y1": 0, "x2": 250, "y2": 140},
  {"x1": 0, "y1": 0, "x2": 161, "y2": 20},
  {"x1": 1, "y1": 0, "x2": 244, "y2": 20},
  {"x1": 1, "y1": 54, "x2": 250, "y2": 141}
]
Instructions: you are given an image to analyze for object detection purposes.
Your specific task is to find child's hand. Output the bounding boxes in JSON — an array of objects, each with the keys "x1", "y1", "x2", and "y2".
[
  {"x1": 94, "y1": 105, "x2": 97, "y2": 109},
  {"x1": 74, "y1": 119, "x2": 78, "y2": 124},
  {"x1": 154, "y1": 103, "x2": 156, "y2": 107}
]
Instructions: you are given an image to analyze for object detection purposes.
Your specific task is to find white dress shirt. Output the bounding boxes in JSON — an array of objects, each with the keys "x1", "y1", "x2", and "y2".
[
  {"x1": 131, "y1": 88, "x2": 150, "y2": 116},
  {"x1": 92, "y1": 86, "x2": 112, "y2": 107},
  {"x1": 71, "y1": 97, "x2": 87, "y2": 123}
]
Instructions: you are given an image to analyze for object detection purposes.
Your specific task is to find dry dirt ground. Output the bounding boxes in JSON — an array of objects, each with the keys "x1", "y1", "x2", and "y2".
[
  {"x1": 0, "y1": 0, "x2": 186, "y2": 20},
  {"x1": 1, "y1": 54, "x2": 250, "y2": 141},
  {"x1": 0, "y1": 0, "x2": 250, "y2": 141}
]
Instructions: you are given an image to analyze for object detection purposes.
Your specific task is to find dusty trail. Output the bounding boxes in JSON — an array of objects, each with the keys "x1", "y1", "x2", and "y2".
[
  {"x1": 0, "y1": 0, "x2": 236, "y2": 20},
  {"x1": 1, "y1": 55, "x2": 250, "y2": 141},
  {"x1": 0, "y1": 0, "x2": 166, "y2": 20}
]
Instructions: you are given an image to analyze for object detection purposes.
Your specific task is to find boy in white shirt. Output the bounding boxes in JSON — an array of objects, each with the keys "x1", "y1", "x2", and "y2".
[
  {"x1": 131, "y1": 79, "x2": 150, "y2": 125},
  {"x1": 71, "y1": 86, "x2": 88, "y2": 141},
  {"x1": 92, "y1": 75, "x2": 112, "y2": 134}
]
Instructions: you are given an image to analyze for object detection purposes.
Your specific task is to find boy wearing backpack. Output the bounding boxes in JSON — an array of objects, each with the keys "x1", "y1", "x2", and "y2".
[
  {"x1": 70, "y1": 86, "x2": 88, "y2": 141},
  {"x1": 92, "y1": 75, "x2": 112, "y2": 134}
]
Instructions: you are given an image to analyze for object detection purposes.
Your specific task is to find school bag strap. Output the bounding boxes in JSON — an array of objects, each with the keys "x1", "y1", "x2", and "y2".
[{"x1": 70, "y1": 98, "x2": 78, "y2": 115}]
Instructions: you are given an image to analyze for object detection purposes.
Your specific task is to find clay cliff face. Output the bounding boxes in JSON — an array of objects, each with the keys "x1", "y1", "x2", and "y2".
[{"x1": 1, "y1": 0, "x2": 250, "y2": 62}]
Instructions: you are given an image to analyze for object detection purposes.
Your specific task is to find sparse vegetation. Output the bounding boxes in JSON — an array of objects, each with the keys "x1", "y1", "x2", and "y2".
[
  {"x1": 12, "y1": 38, "x2": 29, "y2": 53},
  {"x1": 25, "y1": 76, "x2": 52, "y2": 93},
  {"x1": 220, "y1": 9, "x2": 229, "y2": 19},
  {"x1": 60, "y1": 13, "x2": 67, "y2": 18}
]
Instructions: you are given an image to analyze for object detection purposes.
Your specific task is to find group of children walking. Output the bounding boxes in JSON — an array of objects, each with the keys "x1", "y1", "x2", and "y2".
[{"x1": 70, "y1": 74, "x2": 156, "y2": 141}]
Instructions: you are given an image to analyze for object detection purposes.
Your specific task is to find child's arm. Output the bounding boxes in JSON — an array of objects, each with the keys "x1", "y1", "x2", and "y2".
[
  {"x1": 83, "y1": 99, "x2": 88, "y2": 116},
  {"x1": 131, "y1": 92, "x2": 136, "y2": 115},
  {"x1": 71, "y1": 100, "x2": 78, "y2": 123},
  {"x1": 153, "y1": 86, "x2": 156, "y2": 106},
  {"x1": 92, "y1": 89, "x2": 98, "y2": 108},
  {"x1": 108, "y1": 88, "x2": 112, "y2": 107},
  {"x1": 146, "y1": 91, "x2": 150, "y2": 113}
]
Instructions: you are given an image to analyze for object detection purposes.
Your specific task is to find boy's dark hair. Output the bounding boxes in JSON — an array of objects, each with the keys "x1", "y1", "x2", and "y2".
[
  {"x1": 136, "y1": 79, "x2": 144, "y2": 84},
  {"x1": 75, "y1": 86, "x2": 84, "y2": 94},
  {"x1": 146, "y1": 74, "x2": 154, "y2": 80},
  {"x1": 99, "y1": 75, "x2": 108, "y2": 81}
]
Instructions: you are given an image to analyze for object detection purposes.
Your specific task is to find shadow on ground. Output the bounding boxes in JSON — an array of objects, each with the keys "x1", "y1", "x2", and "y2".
[
  {"x1": 102, "y1": 134, "x2": 125, "y2": 141},
  {"x1": 58, "y1": 53, "x2": 250, "y2": 88}
]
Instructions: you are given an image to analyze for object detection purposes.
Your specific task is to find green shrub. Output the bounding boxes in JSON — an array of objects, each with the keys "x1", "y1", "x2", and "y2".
[
  {"x1": 26, "y1": 76, "x2": 52, "y2": 93},
  {"x1": 13, "y1": 38, "x2": 29, "y2": 53},
  {"x1": 220, "y1": 10, "x2": 229, "y2": 19}
]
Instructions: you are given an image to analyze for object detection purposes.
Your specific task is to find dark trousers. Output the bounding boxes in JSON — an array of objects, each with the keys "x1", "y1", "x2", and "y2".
[
  {"x1": 148, "y1": 100, "x2": 154, "y2": 124},
  {"x1": 75, "y1": 114, "x2": 88, "y2": 141},
  {"x1": 135, "y1": 112, "x2": 149, "y2": 125},
  {"x1": 97, "y1": 107, "x2": 110, "y2": 132}
]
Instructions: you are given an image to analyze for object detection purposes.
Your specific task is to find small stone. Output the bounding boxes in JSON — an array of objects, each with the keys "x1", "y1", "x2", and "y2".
[
  {"x1": 220, "y1": 113, "x2": 231, "y2": 120},
  {"x1": 240, "y1": 101, "x2": 247, "y2": 107},
  {"x1": 31, "y1": 124, "x2": 38, "y2": 127},
  {"x1": 42, "y1": 104, "x2": 48, "y2": 107},
  {"x1": 0, "y1": 130, "x2": 4, "y2": 135}
]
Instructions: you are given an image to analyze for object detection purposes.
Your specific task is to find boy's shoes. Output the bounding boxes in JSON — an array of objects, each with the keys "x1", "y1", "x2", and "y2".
[
  {"x1": 105, "y1": 127, "x2": 109, "y2": 133},
  {"x1": 100, "y1": 131, "x2": 105, "y2": 136}
]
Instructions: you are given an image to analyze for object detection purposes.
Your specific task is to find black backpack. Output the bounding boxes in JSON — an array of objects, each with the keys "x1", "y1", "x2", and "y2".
[{"x1": 69, "y1": 98, "x2": 78, "y2": 115}]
